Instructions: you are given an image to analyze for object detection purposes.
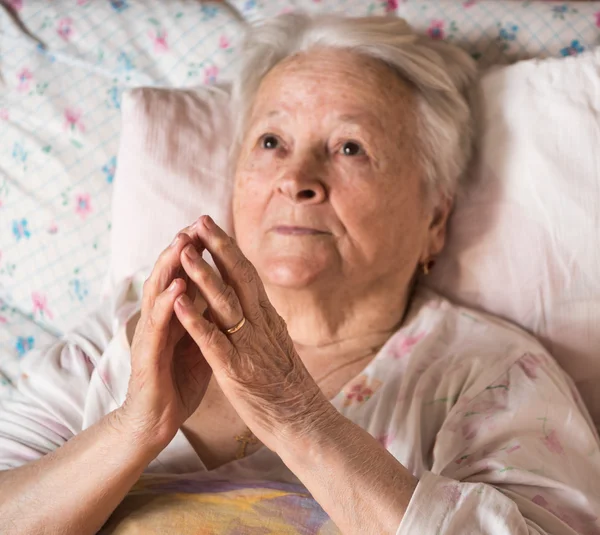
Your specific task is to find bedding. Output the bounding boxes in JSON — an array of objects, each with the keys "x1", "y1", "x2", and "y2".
[
  {"x1": 0, "y1": 0, "x2": 599, "y2": 396},
  {"x1": 100, "y1": 477, "x2": 338, "y2": 534}
]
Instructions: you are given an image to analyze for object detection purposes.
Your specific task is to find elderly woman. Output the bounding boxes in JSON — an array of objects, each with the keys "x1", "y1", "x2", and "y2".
[{"x1": 1, "y1": 13, "x2": 599, "y2": 535}]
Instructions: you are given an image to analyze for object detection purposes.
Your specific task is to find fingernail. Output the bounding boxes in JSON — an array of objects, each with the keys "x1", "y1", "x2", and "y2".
[
  {"x1": 184, "y1": 244, "x2": 200, "y2": 260},
  {"x1": 177, "y1": 294, "x2": 192, "y2": 308},
  {"x1": 203, "y1": 215, "x2": 215, "y2": 229},
  {"x1": 168, "y1": 280, "x2": 178, "y2": 292}
]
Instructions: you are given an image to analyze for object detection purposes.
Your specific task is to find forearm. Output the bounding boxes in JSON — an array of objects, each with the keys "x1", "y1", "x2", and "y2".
[
  {"x1": 0, "y1": 408, "x2": 163, "y2": 535},
  {"x1": 277, "y1": 410, "x2": 418, "y2": 535}
]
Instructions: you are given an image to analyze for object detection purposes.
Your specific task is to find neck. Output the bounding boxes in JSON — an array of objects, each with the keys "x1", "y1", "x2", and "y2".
[{"x1": 265, "y1": 279, "x2": 412, "y2": 376}]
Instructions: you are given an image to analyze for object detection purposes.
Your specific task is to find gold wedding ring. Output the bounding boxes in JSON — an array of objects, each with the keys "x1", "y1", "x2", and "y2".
[{"x1": 225, "y1": 316, "x2": 246, "y2": 335}]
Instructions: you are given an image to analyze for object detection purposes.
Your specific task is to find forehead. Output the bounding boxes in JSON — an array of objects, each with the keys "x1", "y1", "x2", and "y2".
[{"x1": 250, "y1": 48, "x2": 416, "y2": 126}]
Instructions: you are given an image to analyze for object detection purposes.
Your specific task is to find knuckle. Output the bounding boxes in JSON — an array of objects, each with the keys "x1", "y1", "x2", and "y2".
[
  {"x1": 247, "y1": 303, "x2": 263, "y2": 324},
  {"x1": 196, "y1": 265, "x2": 214, "y2": 286},
  {"x1": 214, "y1": 236, "x2": 233, "y2": 254},
  {"x1": 218, "y1": 285, "x2": 239, "y2": 312},
  {"x1": 145, "y1": 312, "x2": 161, "y2": 334},
  {"x1": 204, "y1": 322, "x2": 223, "y2": 348},
  {"x1": 237, "y1": 259, "x2": 255, "y2": 284}
]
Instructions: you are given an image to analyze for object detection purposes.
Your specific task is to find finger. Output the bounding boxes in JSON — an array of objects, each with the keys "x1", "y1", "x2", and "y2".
[
  {"x1": 174, "y1": 293, "x2": 234, "y2": 376},
  {"x1": 142, "y1": 217, "x2": 214, "y2": 312},
  {"x1": 169, "y1": 278, "x2": 207, "y2": 342},
  {"x1": 142, "y1": 232, "x2": 195, "y2": 311},
  {"x1": 180, "y1": 243, "x2": 246, "y2": 333},
  {"x1": 142, "y1": 277, "x2": 187, "y2": 358},
  {"x1": 193, "y1": 215, "x2": 264, "y2": 318}
]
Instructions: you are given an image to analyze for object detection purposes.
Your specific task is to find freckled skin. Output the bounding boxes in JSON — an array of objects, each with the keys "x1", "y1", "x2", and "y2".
[{"x1": 232, "y1": 48, "x2": 451, "y2": 341}]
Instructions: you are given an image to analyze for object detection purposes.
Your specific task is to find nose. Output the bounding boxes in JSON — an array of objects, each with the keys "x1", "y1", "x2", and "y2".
[{"x1": 276, "y1": 162, "x2": 327, "y2": 205}]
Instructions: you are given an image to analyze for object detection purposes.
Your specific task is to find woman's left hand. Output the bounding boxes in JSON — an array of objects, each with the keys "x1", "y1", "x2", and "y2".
[{"x1": 173, "y1": 215, "x2": 335, "y2": 452}]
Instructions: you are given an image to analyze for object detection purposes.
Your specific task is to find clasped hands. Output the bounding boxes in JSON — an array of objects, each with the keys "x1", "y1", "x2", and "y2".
[{"x1": 123, "y1": 215, "x2": 336, "y2": 455}]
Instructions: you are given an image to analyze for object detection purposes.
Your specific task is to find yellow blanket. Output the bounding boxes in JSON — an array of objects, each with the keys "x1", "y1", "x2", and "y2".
[{"x1": 101, "y1": 476, "x2": 339, "y2": 534}]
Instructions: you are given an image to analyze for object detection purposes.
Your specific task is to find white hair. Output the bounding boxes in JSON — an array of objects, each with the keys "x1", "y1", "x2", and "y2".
[{"x1": 230, "y1": 13, "x2": 477, "y2": 202}]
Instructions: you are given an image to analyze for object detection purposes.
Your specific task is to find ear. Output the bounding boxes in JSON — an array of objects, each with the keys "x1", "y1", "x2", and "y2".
[{"x1": 420, "y1": 195, "x2": 453, "y2": 264}]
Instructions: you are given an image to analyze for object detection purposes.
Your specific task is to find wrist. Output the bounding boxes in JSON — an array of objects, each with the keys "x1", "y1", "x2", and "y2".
[
  {"x1": 110, "y1": 406, "x2": 174, "y2": 460},
  {"x1": 274, "y1": 399, "x2": 344, "y2": 461}
]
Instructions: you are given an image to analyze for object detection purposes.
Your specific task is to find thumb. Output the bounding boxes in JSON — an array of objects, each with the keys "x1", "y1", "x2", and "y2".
[{"x1": 174, "y1": 294, "x2": 233, "y2": 374}]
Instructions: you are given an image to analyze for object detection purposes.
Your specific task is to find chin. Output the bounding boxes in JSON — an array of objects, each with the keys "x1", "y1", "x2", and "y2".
[{"x1": 258, "y1": 255, "x2": 330, "y2": 289}]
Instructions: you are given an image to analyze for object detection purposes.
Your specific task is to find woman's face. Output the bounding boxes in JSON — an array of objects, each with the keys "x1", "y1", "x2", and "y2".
[{"x1": 233, "y1": 49, "x2": 450, "y2": 293}]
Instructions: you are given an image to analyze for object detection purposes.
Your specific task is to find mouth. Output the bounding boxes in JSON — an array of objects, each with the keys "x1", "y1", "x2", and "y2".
[{"x1": 271, "y1": 226, "x2": 329, "y2": 236}]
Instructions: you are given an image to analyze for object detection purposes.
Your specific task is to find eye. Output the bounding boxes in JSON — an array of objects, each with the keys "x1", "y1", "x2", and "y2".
[
  {"x1": 260, "y1": 134, "x2": 279, "y2": 150},
  {"x1": 340, "y1": 141, "x2": 365, "y2": 157}
]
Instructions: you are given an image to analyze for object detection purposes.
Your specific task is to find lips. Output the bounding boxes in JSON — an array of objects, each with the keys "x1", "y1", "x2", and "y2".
[{"x1": 271, "y1": 226, "x2": 328, "y2": 236}]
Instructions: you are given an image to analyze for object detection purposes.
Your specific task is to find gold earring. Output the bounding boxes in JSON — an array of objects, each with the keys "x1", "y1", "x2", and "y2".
[{"x1": 422, "y1": 259, "x2": 436, "y2": 275}]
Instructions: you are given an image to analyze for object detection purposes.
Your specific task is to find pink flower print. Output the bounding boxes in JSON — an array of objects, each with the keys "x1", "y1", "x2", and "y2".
[
  {"x1": 64, "y1": 108, "x2": 85, "y2": 133},
  {"x1": 542, "y1": 429, "x2": 565, "y2": 455},
  {"x1": 0, "y1": 315, "x2": 7, "y2": 325},
  {"x1": 518, "y1": 352, "x2": 544, "y2": 380},
  {"x1": 463, "y1": 0, "x2": 477, "y2": 7},
  {"x1": 148, "y1": 29, "x2": 169, "y2": 54},
  {"x1": 57, "y1": 18, "x2": 74, "y2": 42},
  {"x1": 343, "y1": 376, "x2": 382, "y2": 407},
  {"x1": 219, "y1": 35, "x2": 230, "y2": 49},
  {"x1": 7, "y1": 0, "x2": 23, "y2": 10},
  {"x1": 75, "y1": 193, "x2": 92, "y2": 219},
  {"x1": 596, "y1": 11, "x2": 600, "y2": 28},
  {"x1": 0, "y1": 109, "x2": 8, "y2": 121},
  {"x1": 428, "y1": 20, "x2": 445, "y2": 40},
  {"x1": 386, "y1": 0, "x2": 398, "y2": 12},
  {"x1": 204, "y1": 65, "x2": 219, "y2": 85},
  {"x1": 392, "y1": 332, "x2": 425, "y2": 359},
  {"x1": 506, "y1": 444, "x2": 521, "y2": 454},
  {"x1": 345, "y1": 383, "x2": 373, "y2": 407},
  {"x1": 47, "y1": 222, "x2": 58, "y2": 234},
  {"x1": 32, "y1": 292, "x2": 54, "y2": 320},
  {"x1": 17, "y1": 68, "x2": 33, "y2": 92},
  {"x1": 77, "y1": 0, "x2": 90, "y2": 5}
]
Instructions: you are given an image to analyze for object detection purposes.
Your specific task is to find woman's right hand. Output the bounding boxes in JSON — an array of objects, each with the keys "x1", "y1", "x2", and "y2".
[{"x1": 120, "y1": 226, "x2": 212, "y2": 450}]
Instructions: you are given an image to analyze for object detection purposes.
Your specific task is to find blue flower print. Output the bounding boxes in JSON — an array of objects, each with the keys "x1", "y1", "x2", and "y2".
[
  {"x1": 117, "y1": 51, "x2": 135, "y2": 73},
  {"x1": 498, "y1": 24, "x2": 519, "y2": 42},
  {"x1": 69, "y1": 278, "x2": 89, "y2": 302},
  {"x1": 108, "y1": 86, "x2": 121, "y2": 109},
  {"x1": 243, "y1": 0, "x2": 256, "y2": 12},
  {"x1": 12, "y1": 219, "x2": 31, "y2": 241},
  {"x1": 12, "y1": 142, "x2": 28, "y2": 167},
  {"x1": 560, "y1": 40, "x2": 585, "y2": 57},
  {"x1": 110, "y1": 0, "x2": 129, "y2": 13},
  {"x1": 103, "y1": 156, "x2": 116, "y2": 183},
  {"x1": 200, "y1": 5, "x2": 218, "y2": 20},
  {"x1": 16, "y1": 336, "x2": 34, "y2": 357}
]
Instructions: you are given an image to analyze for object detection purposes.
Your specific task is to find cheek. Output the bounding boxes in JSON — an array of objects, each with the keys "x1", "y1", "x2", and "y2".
[
  {"x1": 337, "y1": 177, "x2": 427, "y2": 259},
  {"x1": 232, "y1": 173, "x2": 267, "y2": 244}
]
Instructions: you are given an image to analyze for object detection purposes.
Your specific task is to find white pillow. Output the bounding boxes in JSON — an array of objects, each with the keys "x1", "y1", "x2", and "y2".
[
  {"x1": 109, "y1": 50, "x2": 600, "y2": 430},
  {"x1": 426, "y1": 48, "x2": 600, "y2": 429},
  {"x1": 108, "y1": 85, "x2": 234, "y2": 287}
]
